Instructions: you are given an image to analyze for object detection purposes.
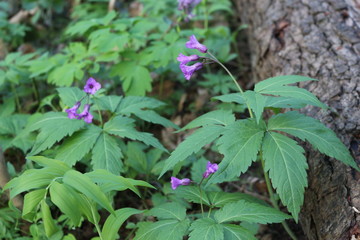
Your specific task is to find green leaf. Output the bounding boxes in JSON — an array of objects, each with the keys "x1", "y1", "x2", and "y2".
[
  {"x1": 147, "y1": 202, "x2": 186, "y2": 221},
  {"x1": 22, "y1": 189, "x2": 46, "y2": 221},
  {"x1": 264, "y1": 96, "x2": 307, "y2": 109},
  {"x1": 174, "y1": 186, "x2": 210, "y2": 206},
  {"x1": 40, "y1": 200, "x2": 59, "y2": 238},
  {"x1": 63, "y1": 170, "x2": 115, "y2": 215},
  {"x1": 49, "y1": 182, "x2": 83, "y2": 226},
  {"x1": 102, "y1": 208, "x2": 143, "y2": 240},
  {"x1": 4, "y1": 167, "x2": 67, "y2": 198},
  {"x1": 255, "y1": 75, "x2": 316, "y2": 92},
  {"x1": 96, "y1": 95, "x2": 122, "y2": 112},
  {"x1": 189, "y1": 218, "x2": 224, "y2": 240},
  {"x1": 215, "y1": 200, "x2": 291, "y2": 224},
  {"x1": 104, "y1": 116, "x2": 167, "y2": 152},
  {"x1": 208, "y1": 119, "x2": 264, "y2": 184},
  {"x1": 0, "y1": 97, "x2": 15, "y2": 117},
  {"x1": 91, "y1": 132, "x2": 123, "y2": 174},
  {"x1": 86, "y1": 169, "x2": 154, "y2": 197},
  {"x1": 57, "y1": 87, "x2": 86, "y2": 107},
  {"x1": 212, "y1": 93, "x2": 245, "y2": 104},
  {"x1": 159, "y1": 125, "x2": 224, "y2": 178},
  {"x1": 254, "y1": 75, "x2": 326, "y2": 109},
  {"x1": 178, "y1": 110, "x2": 235, "y2": 132},
  {"x1": 262, "y1": 132, "x2": 307, "y2": 221},
  {"x1": 223, "y1": 224, "x2": 257, "y2": 240},
  {"x1": 48, "y1": 64, "x2": 78, "y2": 87},
  {"x1": 268, "y1": 111, "x2": 359, "y2": 170},
  {"x1": 117, "y1": 96, "x2": 164, "y2": 115},
  {"x1": 134, "y1": 219, "x2": 189, "y2": 240},
  {"x1": 29, "y1": 112, "x2": 85, "y2": 155},
  {"x1": 110, "y1": 61, "x2": 152, "y2": 96},
  {"x1": 26, "y1": 156, "x2": 71, "y2": 171},
  {"x1": 243, "y1": 91, "x2": 266, "y2": 124},
  {"x1": 131, "y1": 109, "x2": 179, "y2": 129},
  {"x1": 55, "y1": 125, "x2": 102, "y2": 166},
  {"x1": 207, "y1": 192, "x2": 267, "y2": 208}
]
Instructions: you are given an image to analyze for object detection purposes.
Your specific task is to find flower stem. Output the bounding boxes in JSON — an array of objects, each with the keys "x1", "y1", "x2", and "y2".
[
  {"x1": 207, "y1": 51, "x2": 254, "y2": 119},
  {"x1": 203, "y1": 0, "x2": 209, "y2": 31},
  {"x1": 94, "y1": 98, "x2": 103, "y2": 127},
  {"x1": 11, "y1": 84, "x2": 21, "y2": 113},
  {"x1": 260, "y1": 152, "x2": 298, "y2": 240},
  {"x1": 198, "y1": 177, "x2": 205, "y2": 217}
]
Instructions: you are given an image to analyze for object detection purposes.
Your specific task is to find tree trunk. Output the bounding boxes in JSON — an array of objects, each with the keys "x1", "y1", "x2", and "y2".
[{"x1": 235, "y1": 0, "x2": 360, "y2": 239}]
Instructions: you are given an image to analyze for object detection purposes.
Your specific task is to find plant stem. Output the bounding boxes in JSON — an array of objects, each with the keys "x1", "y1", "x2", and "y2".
[
  {"x1": 198, "y1": 177, "x2": 205, "y2": 217},
  {"x1": 11, "y1": 84, "x2": 21, "y2": 112},
  {"x1": 94, "y1": 98, "x2": 103, "y2": 127},
  {"x1": 31, "y1": 78, "x2": 40, "y2": 104},
  {"x1": 85, "y1": 197, "x2": 104, "y2": 240},
  {"x1": 260, "y1": 153, "x2": 298, "y2": 240},
  {"x1": 203, "y1": 0, "x2": 209, "y2": 31},
  {"x1": 207, "y1": 51, "x2": 254, "y2": 119}
]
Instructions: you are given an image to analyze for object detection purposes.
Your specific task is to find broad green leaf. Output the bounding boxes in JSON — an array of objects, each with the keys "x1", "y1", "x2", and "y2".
[
  {"x1": 102, "y1": 208, "x2": 143, "y2": 240},
  {"x1": 104, "y1": 116, "x2": 167, "y2": 152},
  {"x1": 86, "y1": 169, "x2": 154, "y2": 197},
  {"x1": 254, "y1": 75, "x2": 326, "y2": 109},
  {"x1": 29, "y1": 112, "x2": 85, "y2": 155},
  {"x1": 131, "y1": 109, "x2": 179, "y2": 129},
  {"x1": 96, "y1": 95, "x2": 122, "y2": 112},
  {"x1": 254, "y1": 75, "x2": 316, "y2": 92},
  {"x1": 55, "y1": 125, "x2": 102, "y2": 166},
  {"x1": 262, "y1": 132, "x2": 308, "y2": 221},
  {"x1": 48, "y1": 64, "x2": 78, "y2": 87},
  {"x1": 92, "y1": 132, "x2": 123, "y2": 174},
  {"x1": 189, "y1": 218, "x2": 224, "y2": 240},
  {"x1": 0, "y1": 97, "x2": 15, "y2": 117},
  {"x1": 126, "y1": 142, "x2": 148, "y2": 174},
  {"x1": 22, "y1": 189, "x2": 46, "y2": 221},
  {"x1": 178, "y1": 110, "x2": 235, "y2": 132},
  {"x1": 208, "y1": 119, "x2": 265, "y2": 184},
  {"x1": 147, "y1": 202, "x2": 186, "y2": 221},
  {"x1": 264, "y1": 96, "x2": 307, "y2": 109},
  {"x1": 4, "y1": 168, "x2": 66, "y2": 198},
  {"x1": 50, "y1": 182, "x2": 83, "y2": 226},
  {"x1": 0, "y1": 114, "x2": 28, "y2": 135},
  {"x1": 223, "y1": 224, "x2": 257, "y2": 240},
  {"x1": 207, "y1": 192, "x2": 267, "y2": 207},
  {"x1": 243, "y1": 91, "x2": 266, "y2": 124},
  {"x1": 134, "y1": 219, "x2": 189, "y2": 240},
  {"x1": 117, "y1": 96, "x2": 164, "y2": 115},
  {"x1": 40, "y1": 200, "x2": 59, "y2": 238},
  {"x1": 110, "y1": 61, "x2": 152, "y2": 96},
  {"x1": 57, "y1": 87, "x2": 86, "y2": 107},
  {"x1": 63, "y1": 170, "x2": 115, "y2": 215},
  {"x1": 159, "y1": 125, "x2": 224, "y2": 178},
  {"x1": 174, "y1": 186, "x2": 210, "y2": 205},
  {"x1": 26, "y1": 156, "x2": 71, "y2": 172},
  {"x1": 268, "y1": 111, "x2": 359, "y2": 170},
  {"x1": 215, "y1": 200, "x2": 291, "y2": 224}
]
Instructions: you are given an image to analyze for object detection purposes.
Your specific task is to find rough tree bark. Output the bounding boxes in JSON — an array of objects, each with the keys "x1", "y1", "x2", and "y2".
[{"x1": 235, "y1": 0, "x2": 360, "y2": 239}]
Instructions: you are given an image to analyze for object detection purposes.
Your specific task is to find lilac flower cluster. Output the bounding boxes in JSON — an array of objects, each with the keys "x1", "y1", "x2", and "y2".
[
  {"x1": 178, "y1": 0, "x2": 202, "y2": 20},
  {"x1": 177, "y1": 35, "x2": 208, "y2": 81},
  {"x1": 171, "y1": 161, "x2": 218, "y2": 190},
  {"x1": 65, "y1": 77, "x2": 101, "y2": 123}
]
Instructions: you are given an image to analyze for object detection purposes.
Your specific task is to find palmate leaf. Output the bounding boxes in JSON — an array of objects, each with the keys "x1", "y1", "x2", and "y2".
[
  {"x1": 208, "y1": 119, "x2": 265, "y2": 184},
  {"x1": 214, "y1": 200, "x2": 291, "y2": 224},
  {"x1": 134, "y1": 219, "x2": 190, "y2": 240},
  {"x1": 189, "y1": 218, "x2": 224, "y2": 240},
  {"x1": 55, "y1": 125, "x2": 102, "y2": 166},
  {"x1": 223, "y1": 224, "x2": 257, "y2": 240},
  {"x1": 117, "y1": 96, "x2": 165, "y2": 115},
  {"x1": 57, "y1": 87, "x2": 86, "y2": 107},
  {"x1": 243, "y1": 91, "x2": 266, "y2": 124},
  {"x1": 29, "y1": 112, "x2": 85, "y2": 155},
  {"x1": 212, "y1": 93, "x2": 245, "y2": 105},
  {"x1": 254, "y1": 75, "x2": 327, "y2": 109},
  {"x1": 174, "y1": 186, "x2": 211, "y2": 206},
  {"x1": 96, "y1": 95, "x2": 122, "y2": 112},
  {"x1": 178, "y1": 110, "x2": 235, "y2": 132},
  {"x1": 131, "y1": 109, "x2": 179, "y2": 129},
  {"x1": 262, "y1": 132, "x2": 308, "y2": 221},
  {"x1": 110, "y1": 61, "x2": 152, "y2": 96},
  {"x1": 104, "y1": 116, "x2": 167, "y2": 152},
  {"x1": 146, "y1": 202, "x2": 186, "y2": 221},
  {"x1": 159, "y1": 125, "x2": 225, "y2": 178},
  {"x1": 91, "y1": 132, "x2": 123, "y2": 174},
  {"x1": 268, "y1": 111, "x2": 359, "y2": 170}
]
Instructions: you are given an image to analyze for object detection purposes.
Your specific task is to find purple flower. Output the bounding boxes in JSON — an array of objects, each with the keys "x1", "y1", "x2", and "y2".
[
  {"x1": 77, "y1": 104, "x2": 93, "y2": 123},
  {"x1": 177, "y1": 53, "x2": 200, "y2": 64},
  {"x1": 178, "y1": 0, "x2": 202, "y2": 12},
  {"x1": 84, "y1": 77, "x2": 101, "y2": 95},
  {"x1": 65, "y1": 101, "x2": 81, "y2": 119},
  {"x1": 171, "y1": 177, "x2": 191, "y2": 190},
  {"x1": 203, "y1": 161, "x2": 218, "y2": 178},
  {"x1": 180, "y1": 62, "x2": 203, "y2": 80},
  {"x1": 185, "y1": 35, "x2": 207, "y2": 53}
]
